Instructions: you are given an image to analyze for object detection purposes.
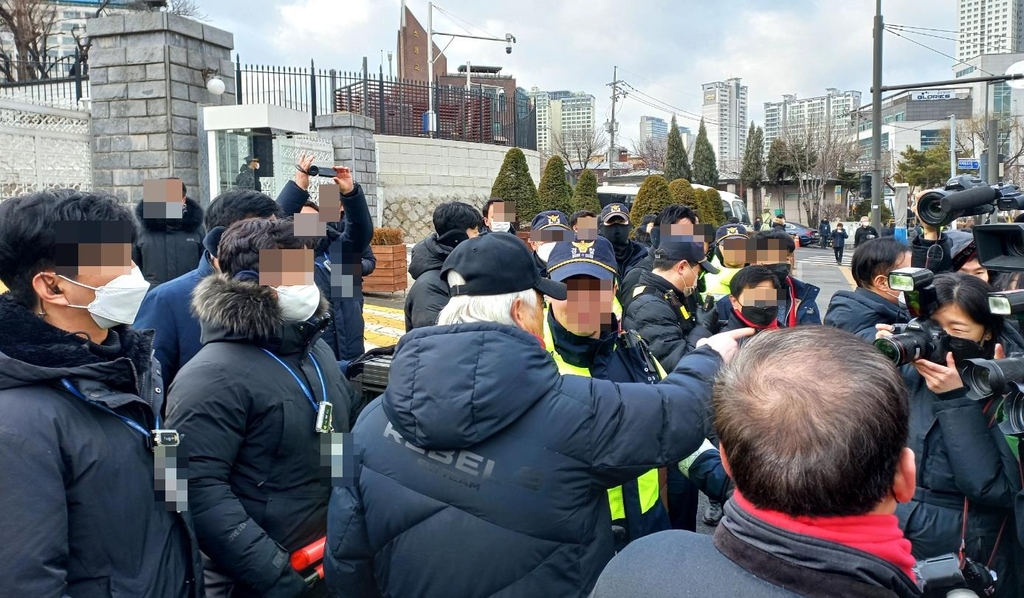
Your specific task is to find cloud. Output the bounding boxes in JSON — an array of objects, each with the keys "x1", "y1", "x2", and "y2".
[{"x1": 202, "y1": 0, "x2": 957, "y2": 147}]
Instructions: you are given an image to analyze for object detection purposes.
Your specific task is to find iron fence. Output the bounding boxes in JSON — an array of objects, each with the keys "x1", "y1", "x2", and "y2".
[
  {"x1": 235, "y1": 56, "x2": 536, "y2": 150},
  {"x1": 0, "y1": 54, "x2": 89, "y2": 106}
]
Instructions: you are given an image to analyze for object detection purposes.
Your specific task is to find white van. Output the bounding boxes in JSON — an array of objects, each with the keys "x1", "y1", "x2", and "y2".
[{"x1": 596, "y1": 183, "x2": 749, "y2": 225}]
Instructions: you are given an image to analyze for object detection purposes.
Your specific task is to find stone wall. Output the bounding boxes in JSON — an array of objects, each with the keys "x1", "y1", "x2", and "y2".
[
  {"x1": 87, "y1": 12, "x2": 235, "y2": 203},
  {"x1": 375, "y1": 135, "x2": 542, "y2": 243},
  {"x1": 314, "y1": 113, "x2": 379, "y2": 222}
]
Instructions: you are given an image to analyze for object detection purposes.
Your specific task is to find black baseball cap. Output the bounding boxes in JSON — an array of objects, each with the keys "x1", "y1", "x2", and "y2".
[
  {"x1": 600, "y1": 203, "x2": 631, "y2": 225},
  {"x1": 546, "y1": 236, "x2": 617, "y2": 282},
  {"x1": 441, "y1": 232, "x2": 567, "y2": 300},
  {"x1": 654, "y1": 239, "x2": 720, "y2": 274}
]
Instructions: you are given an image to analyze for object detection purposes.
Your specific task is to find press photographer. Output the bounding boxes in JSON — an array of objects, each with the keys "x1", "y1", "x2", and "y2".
[{"x1": 875, "y1": 270, "x2": 1023, "y2": 596}]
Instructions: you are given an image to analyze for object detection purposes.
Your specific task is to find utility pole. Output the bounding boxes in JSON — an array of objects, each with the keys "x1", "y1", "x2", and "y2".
[
  {"x1": 870, "y1": 0, "x2": 884, "y2": 232},
  {"x1": 607, "y1": 66, "x2": 624, "y2": 176},
  {"x1": 950, "y1": 113, "x2": 956, "y2": 179}
]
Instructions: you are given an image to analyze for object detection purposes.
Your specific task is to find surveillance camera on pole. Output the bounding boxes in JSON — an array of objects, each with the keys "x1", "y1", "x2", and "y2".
[{"x1": 426, "y1": 3, "x2": 519, "y2": 137}]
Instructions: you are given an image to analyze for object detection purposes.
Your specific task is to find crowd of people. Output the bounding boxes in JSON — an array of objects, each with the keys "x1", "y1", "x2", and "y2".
[{"x1": 0, "y1": 159, "x2": 1023, "y2": 597}]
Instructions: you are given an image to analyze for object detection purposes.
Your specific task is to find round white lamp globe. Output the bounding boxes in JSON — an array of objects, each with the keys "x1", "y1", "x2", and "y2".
[{"x1": 206, "y1": 76, "x2": 226, "y2": 96}]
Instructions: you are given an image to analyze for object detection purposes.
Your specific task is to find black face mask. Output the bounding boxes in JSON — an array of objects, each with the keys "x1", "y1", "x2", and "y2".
[
  {"x1": 740, "y1": 305, "x2": 777, "y2": 328},
  {"x1": 948, "y1": 336, "x2": 990, "y2": 368},
  {"x1": 764, "y1": 263, "x2": 791, "y2": 288},
  {"x1": 649, "y1": 226, "x2": 662, "y2": 249},
  {"x1": 601, "y1": 224, "x2": 631, "y2": 247}
]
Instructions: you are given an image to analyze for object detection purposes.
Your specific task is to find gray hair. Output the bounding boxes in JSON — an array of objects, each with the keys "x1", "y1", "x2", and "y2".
[{"x1": 437, "y1": 270, "x2": 539, "y2": 327}]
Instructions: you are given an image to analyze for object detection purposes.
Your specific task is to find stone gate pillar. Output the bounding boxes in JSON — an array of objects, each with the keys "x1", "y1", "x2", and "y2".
[{"x1": 86, "y1": 12, "x2": 235, "y2": 202}]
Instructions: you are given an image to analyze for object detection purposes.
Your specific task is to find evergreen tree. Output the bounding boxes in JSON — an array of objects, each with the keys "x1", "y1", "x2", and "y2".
[
  {"x1": 741, "y1": 123, "x2": 765, "y2": 193},
  {"x1": 491, "y1": 147, "x2": 539, "y2": 229},
  {"x1": 571, "y1": 169, "x2": 601, "y2": 213},
  {"x1": 629, "y1": 175, "x2": 674, "y2": 226},
  {"x1": 664, "y1": 115, "x2": 691, "y2": 182},
  {"x1": 668, "y1": 178, "x2": 701, "y2": 214},
  {"x1": 537, "y1": 155, "x2": 574, "y2": 215},
  {"x1": 692, "y1": 118, "x2": 719, "y2": 187},
  {"x1": 765, "y1": 138, "x2": 791, "y2": 184},
  {"x1": 702, "y1": 188, "x2": 728, "y2": 227}
]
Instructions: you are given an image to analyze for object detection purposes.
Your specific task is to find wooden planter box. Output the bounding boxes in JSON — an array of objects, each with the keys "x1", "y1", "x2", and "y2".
[{"x1": 364, "y1": 244, "x2": 408, "y2": 293}]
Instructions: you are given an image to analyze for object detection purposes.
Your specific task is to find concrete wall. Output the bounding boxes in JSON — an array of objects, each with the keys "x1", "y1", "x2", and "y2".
[{"x1": 376, "y1": 135, "x2": 541, "y2": 243}]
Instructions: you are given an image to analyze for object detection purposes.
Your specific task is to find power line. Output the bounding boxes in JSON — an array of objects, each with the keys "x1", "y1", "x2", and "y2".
[{"x1": 884, "y1": 27, "x2": 997, "y2": 77}]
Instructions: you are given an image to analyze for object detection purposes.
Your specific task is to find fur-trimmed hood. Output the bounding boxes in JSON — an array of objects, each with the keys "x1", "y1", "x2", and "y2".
[
  {"x1": 191, "y1": 273, "x2": 331, "y2": 354},
  {"x1": 0, "y1": 293, "x2": 153, "y2": 393},
  {"x1": 135, "y1": 197, "x2": 204, "y2": 233}
]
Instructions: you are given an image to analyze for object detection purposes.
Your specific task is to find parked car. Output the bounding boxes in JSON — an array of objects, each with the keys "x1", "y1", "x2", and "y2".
[{"x1": 783, "y1": 222, "x2": 820, "y2": 247}]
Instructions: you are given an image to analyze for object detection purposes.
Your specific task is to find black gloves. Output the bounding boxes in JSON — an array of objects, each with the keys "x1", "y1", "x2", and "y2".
[{"x1": 263, "y1": 567, "x2": 309, "y2": 598}]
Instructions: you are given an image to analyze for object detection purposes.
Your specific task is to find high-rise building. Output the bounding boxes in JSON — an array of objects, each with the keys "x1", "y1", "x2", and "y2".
[
  {"x1": 700, "y1": 78, "x2": 747, "y2": 172},
  {"x1": 639, "y1": 116, "x2": 668, "y2": 143},
  {"x1": 956, "y1": 0, "x2": 1024, "y2": 62},
  {"x1": 530, "y1": 88, "x2": 595, "y2": 157},
  {"x1": 0, "y1": 0, "x2": 134, "y2": 64},
  {"x1": 763, "y1": 88, "x2": 862, "y2": 152}
]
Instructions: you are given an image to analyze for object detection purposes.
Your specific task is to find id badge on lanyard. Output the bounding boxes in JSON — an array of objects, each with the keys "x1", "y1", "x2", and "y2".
[{"x1": 260, "y1": 349, "x2": 335, "y2": 434}]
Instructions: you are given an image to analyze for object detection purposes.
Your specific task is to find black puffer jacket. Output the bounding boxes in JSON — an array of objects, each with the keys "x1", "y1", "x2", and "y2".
[
  {"x1": 911, "y1": 232, "x2": 954, "y2": 273},
  {"x1": 166, "y1": 275, "x2": 357, "y2": 596},
  {"x1": 824, "y1": 288, "x2": 910, "y2": 341},
  {"x1": 325, "y1": 323, "x2": 723, "y2": 598},
  {"x1": 133, "y1": 197, "x2": 206, "y2": 286},
  {"x1": 0, "y1": 294, "x2": 203, "y2": 598},
  {"x1": 897, "y1": 329, "x2": 1024, "y2": 596},
  {"x1": 619, "y1": 253, "x2": 654, "y2": 301},
  {"x1": 622, "y1": 270, "x2": 711, "y2": 371},
  {"x1": 405, "y1": 232, "x2": 462, "y2": 330}
]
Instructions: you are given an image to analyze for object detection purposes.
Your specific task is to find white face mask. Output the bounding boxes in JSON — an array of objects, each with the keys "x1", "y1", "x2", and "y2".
[
  {"x1": 897, "y1": 291, "x2": 907, "y2": 309},
  {"x1": 491, "y1": 221, "x2": 511, "y2": 232},
  {"x1": 537, "y1": 242, "x2": 555, "y2": 264},
  {"x1": 273, "y1": 284, "x2": 321, "y2": 321},
  {"x1": 60, "y1": 267, "x2": 150, "y2": 329}
]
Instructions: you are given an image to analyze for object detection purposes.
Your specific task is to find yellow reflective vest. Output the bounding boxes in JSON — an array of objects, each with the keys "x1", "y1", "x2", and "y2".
[{"x1": 542, "y1": 313, "x2": 661, "y2": 522}]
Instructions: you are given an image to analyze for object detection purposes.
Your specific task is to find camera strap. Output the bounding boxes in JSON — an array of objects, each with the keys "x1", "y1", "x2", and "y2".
[{"x1": 258, "y1": 349, "x2": 333, "y2": 434}]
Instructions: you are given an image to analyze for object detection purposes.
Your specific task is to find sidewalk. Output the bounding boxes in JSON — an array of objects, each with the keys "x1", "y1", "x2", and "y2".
[
  {"x1": 363, "y1": 303, "x2": 406, "y2": 350},
  {"x1": 793, "y1": 246, "x2": 855, "y2": 312}
]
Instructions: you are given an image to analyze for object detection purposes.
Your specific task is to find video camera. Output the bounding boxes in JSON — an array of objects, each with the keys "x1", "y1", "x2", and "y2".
[
  {"x1": 874, "y1": 268, "x2": 949, "y2": 366},
  {"x1": 918, "y1": 553, "x2": 997, "y2": 598},
  {"x1": 916, "y1": 175, "x2": 1023, "y2": 227}
]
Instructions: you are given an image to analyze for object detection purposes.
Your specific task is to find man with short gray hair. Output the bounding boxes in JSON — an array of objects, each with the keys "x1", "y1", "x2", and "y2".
[
  {"x1": 592, "y1": 326, "x2": 920, "y2": 597},
  {"x1": 326, "y1": 232, "x2": 751, "y2": 598}
]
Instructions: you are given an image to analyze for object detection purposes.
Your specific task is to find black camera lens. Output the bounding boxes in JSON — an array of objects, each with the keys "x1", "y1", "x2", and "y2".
[
  {"x1": 963, "y1": 356, "x2": 1024, "y2": 400},
  {"x1": 917, "y1": 191, "x2": 952, "y2": 227},
  {"x1": 1000, "y1": 384, "x2": 1024, "y2": 436},
  {"x1": 874, "y1": 337, "x2": 910, "y2": 366}
]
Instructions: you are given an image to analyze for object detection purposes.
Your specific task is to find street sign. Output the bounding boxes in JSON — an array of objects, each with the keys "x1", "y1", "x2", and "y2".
[{"x1": 958, "y1": 158, "x2": 980, "y2": 170}]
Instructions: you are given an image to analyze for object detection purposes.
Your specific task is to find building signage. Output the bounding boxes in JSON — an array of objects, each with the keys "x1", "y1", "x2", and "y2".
[
  {"x1": 911, "y1": 89, "x2": 954, "y2": 101},
  {"x1": 704, "y1": 91, "x2": 717, "y2": 103}
]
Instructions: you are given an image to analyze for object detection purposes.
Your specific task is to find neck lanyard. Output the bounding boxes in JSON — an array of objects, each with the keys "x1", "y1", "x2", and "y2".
[
  {"x1": 60, "y1": 378, "x2": 178, "y2": 450},
  {"x1": 259, "y1": 349, "x2": 327, "y2": 412}
]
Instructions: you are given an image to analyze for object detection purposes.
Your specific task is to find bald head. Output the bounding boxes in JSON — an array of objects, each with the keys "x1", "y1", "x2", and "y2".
[{"x1": 713, "y1": 326, "x2": 909, "y2": 517}]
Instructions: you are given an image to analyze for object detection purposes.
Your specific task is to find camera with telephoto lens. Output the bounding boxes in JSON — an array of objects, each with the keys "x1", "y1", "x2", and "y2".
[
  {"x1": 915, "y1": 175, "x2": 1023, "y2": 228},
  {"x1": 874, "y1": 268, "x2": 948, "y2": 366},
  {"x1": 958, "y1": 289, "x2": 1024, "y2": 433},
  {"x1": 917, "y1": 553, "x2": 997, "y2": 597}
]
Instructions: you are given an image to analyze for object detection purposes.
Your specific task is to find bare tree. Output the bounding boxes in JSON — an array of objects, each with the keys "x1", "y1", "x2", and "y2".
[
  {"x1": 776, "y1": 116, "x2": 859, "y2": 225},
  {"x1": 630, "y1": 135, "x2": 667, "y2": 174},
  {"x1": 0, "y1": 0, "x2": 59, "y2": 81},
  {"x1": 956, "y1": 115, "x2": 1024, "y2": 186},
  {"x1": 552, "y1": 125, "x2": 608, "y2": 174}
]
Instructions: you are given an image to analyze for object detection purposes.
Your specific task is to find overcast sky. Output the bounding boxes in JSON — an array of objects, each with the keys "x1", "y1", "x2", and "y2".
[{"x1": 203, "y1": 0, "x2": 958, "y2": 146}]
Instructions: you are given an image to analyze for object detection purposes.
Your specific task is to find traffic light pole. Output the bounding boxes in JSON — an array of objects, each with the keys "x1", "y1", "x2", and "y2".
[{"x1": 870, "y1": 0, "x2": 884, "y2": 232}]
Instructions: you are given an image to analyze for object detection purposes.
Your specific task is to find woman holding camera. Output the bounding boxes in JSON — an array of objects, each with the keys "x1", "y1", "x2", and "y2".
[{"x1": 877, "y1": 272, "x2": 1023, "y2": 596}]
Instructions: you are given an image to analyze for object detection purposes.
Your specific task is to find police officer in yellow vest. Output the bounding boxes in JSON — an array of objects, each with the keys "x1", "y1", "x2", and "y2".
[
  {"x1": 544, "y1": 236, "x2": 670, "y2": 551},
  {"x1": 704, "y1": 224, "x2": 750, "y2": 300}
]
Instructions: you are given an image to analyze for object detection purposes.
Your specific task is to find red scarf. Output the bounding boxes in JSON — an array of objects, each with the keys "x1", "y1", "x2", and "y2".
[
  {"x1": 732, "y1": 491, "x2": 917, "y2": 583},
  {"x1": 784, "y1": 276, "x2": 798, "y2": 328},
  {"x1": 733, "y1": 308, "x2": 780, "y2": 331}
]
